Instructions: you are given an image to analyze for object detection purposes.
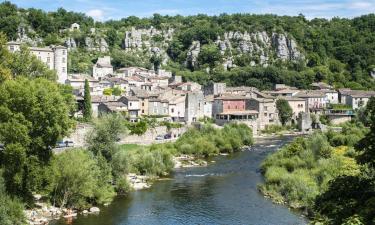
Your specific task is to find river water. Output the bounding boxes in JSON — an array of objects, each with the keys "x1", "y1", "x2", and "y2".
[{"x1": 53, "y1": 136, "x2": 306, "y2": 225}]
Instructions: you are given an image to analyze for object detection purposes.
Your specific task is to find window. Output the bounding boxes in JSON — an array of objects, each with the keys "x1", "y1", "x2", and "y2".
[
  {"x1": 62, "y1": 67, "x2": 66, "y2": 73},
  {"x1": 142, "y1": 110, "x2": 144, "y2": 113},
  {"x1": 142, "y1": 102, "x2": 144, "y2": 106},
  {"x1": 171, "y1": 108, "x2": 174, "y2": 113},
  {"x1": 129, "y1": 102, "x2": 132, "y2": 107},
  {"x1": 62, "y1": 57, "x2": 65, "y2": 63},
  {"x1": 10, "y1": 46, "x2": 14, "y2": 51},
  {"x1": 264, "y1": 106, "x2": 268, "y2": 111},
  {"x1": 62, "y1": 50, "x2": 66, "y2": 55},
  {"x1": 47, "y1": 57, "x2": 50, "y2": 63}
]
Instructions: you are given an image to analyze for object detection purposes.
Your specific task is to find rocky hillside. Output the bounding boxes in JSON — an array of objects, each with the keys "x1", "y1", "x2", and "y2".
[{"x1": 0, "y1": 2, "x2": 374, "y2": 90}]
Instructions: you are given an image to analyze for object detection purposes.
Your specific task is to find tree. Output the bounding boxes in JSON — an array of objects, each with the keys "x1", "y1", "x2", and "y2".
[
  {"x1": 48, "y1": 149, "x2": 115, "y2": 209},
  {"x1": 83, "y1": 79, "x2": 92, "y2": 121},
  {"x1": 276, "y1": 99, "x2": 293, "y2": 125},
  {"x1": 87, "y1": 114, "x2": 126, "y2": 161},
  {"x1": 0, "y1": 78, "x2": 73, "y2": 200}
]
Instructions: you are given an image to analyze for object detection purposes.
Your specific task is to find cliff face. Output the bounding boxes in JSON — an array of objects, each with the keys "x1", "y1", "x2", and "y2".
[{"x1": 18, "y1": 22, "x2": 304, "y2": 69}]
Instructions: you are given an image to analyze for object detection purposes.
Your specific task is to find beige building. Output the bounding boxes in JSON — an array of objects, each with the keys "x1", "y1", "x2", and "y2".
[
  {"x1": 7, "y1": 41, "x2": 68, "y2": 84},
  {"x1": 278, "y1": 96, "x2": 307, "y2": 120}
]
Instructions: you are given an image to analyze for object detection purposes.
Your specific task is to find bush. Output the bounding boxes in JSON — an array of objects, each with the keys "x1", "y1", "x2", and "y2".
[{"x1": 259, "y1": 130, "x2": 361, "y2": 211}]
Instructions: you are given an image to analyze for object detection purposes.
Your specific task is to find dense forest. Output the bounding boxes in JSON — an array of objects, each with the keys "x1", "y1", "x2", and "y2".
[{"x1": 0, "y1": 1, "x2": 374, "y2": 90}]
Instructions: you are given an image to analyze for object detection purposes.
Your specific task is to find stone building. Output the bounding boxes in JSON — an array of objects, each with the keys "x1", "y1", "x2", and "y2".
[
  {"x1": 93, "y1": 56, "x2": 113, "y2": 79},
  {"x1": 204, "y1": 82, "x2": 226, "y2": 96},
  {"x1": 148, "y1": 99, "x2": 169, "y2": 116},
  {"x1": 185, "y1": 91, "x2": 205, "y2": 123},
  {"x1": 346, "y1": 90, "x2": 375, "y2": 109},
  {"x1": 7, "y1": 41, "x2": 68, "y2": 84},
  {"x1": 278, "y1": 96, "x2": 307, "y2": 121},
  {"x1": 212, "y1": 95, "x2": 258, "y2": 134},
  {"x1": 246, "y1": 98, "x2": 278, "y2": 130},
  {"x1": 118, "y1": 96, "x2": 141, "y2": 122}
]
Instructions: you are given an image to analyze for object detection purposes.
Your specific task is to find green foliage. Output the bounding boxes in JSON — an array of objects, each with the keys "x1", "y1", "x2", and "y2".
[
  {"x1": 48, "y1": 149, "x2": 115, "y2": 209},
  {"x1": 0, "y1": 172, "x2": 25, "y2": 225},
  {"x1": 87, "y1": 114, "x2": 126, "y2": 161},
  {"x1": 175, "y1": 123, "x2": 253, "y2": 157},
  {"x1": 0, "y1": 78, "x2": 74, "y2": 200},
  {"x1": 276, "y1": 99, "x2": 293, "y2": 125},
  {"x1": 83, "y1": 79, "x2": 92, "y2": 121},
  {"x1": 126, "y1": 120, "x2": 148, "y2": 136},
  {"x1": 262, "y1": 124, "x2": 295, "y2": 134},
  {"x1": 314, "y1": 102, "x2": 375, "y2": 223},
  {"x1": 259, "y1": 128, "x2": 363, "y2": 213}
]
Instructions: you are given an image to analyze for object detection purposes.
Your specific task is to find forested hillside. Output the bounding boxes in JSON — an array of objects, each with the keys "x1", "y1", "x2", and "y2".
[{"x1": 1, "y1": 1, "x2": 374, "y2": 90}]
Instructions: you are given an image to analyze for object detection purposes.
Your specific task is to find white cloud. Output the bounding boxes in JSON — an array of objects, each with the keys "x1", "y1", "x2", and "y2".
[
  {"x1": 86, "y1": 9, "x2": 104, "y2": 21},
  {"x1": 349, "y1": 1, "x2": 373, "y2": 9}
]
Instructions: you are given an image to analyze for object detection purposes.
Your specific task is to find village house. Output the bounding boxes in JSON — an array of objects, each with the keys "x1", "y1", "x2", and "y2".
[
  {"x1": 148, "y1": 98, "x2": 169, "y2": 117},
  {"x1": 346, "y1": 90, "x2": 375, "y2": 109},
  {"x1": 7, "y1": 41, "x2": 68, "y2": 84},
  {"x1": 69, "y1": 23, "x2": 80, "y2": 31},
  {"x1": 212, "y1": 95, "x2": 258, "y2": 134},
  {"x1": 278, "y1": 96, "x2": 307, "y2": 121},
  {"x1": 168, "y1": 95, "x2": 186, "y2": 122},
  {"x1": 98, "y1": 101, "x2": 127, "y2": 116},
  {"x1": 66, "y1": 74, "x2": 102, "y2": 96},
  {"x1": 185, "y1": 91, "x2": 205, "y2": 123},
  {"x1": 338, "y1": 88, "x2": 352, "y2": 105},
  {"x1": 118, "y1": 96, "x2": 141, "y2": 122},
  {"x1": 322, "y1": 89, "x2": 339, "y2": 104},
  {"x1": 93, "y1": 56, "x2": 113, "y2": 79},
  {"x1": 246, "y1": 98, "x2": 278, "y2": 130},
  {"x1": 204, "y1": 82, "x2": 227, "y2": 96},
  {"x1": 90, "y1": 95, "x2": 120, "y2": 118},
  {"x1": 295, "y1": 90, "x2": 328, "y2": 113}
]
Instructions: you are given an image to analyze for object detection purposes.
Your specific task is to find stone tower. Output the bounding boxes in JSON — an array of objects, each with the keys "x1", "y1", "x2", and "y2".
[{"x1": 53, "y1": 46, "x2": 68, "y2": 84}]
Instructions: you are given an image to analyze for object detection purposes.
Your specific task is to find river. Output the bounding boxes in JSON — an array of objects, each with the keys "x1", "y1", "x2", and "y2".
[{"x1": 52, "y1": 136, "x2": 306, "y2": 225}]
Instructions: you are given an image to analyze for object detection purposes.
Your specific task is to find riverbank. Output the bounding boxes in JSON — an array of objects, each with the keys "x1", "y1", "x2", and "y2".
[{"x1": 51, "y1": 135, "x2": 306, "y2": 225}]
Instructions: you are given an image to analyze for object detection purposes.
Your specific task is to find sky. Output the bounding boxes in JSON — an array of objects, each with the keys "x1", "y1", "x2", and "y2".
[{"x1": 7, "y1": 0, "x2": 375, "y2": 21}]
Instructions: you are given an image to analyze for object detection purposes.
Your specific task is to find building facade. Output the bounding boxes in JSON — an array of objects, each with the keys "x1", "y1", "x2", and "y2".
[{"x1": 7, "y1": 41, "x2": 68, "y2": 84}]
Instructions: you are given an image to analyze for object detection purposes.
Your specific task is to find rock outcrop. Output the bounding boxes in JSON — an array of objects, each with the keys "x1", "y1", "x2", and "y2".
[
  {"x1": 83, "y1": 36, "x2": 109, "y2": 52},
  {"x1": 64, "y1": 37, "x2": 77, "y2": 50},
  {"x1": 186, "y1": 41, "x2": 201, "y2": 68},
  {"x1": 215, "y1": 31, "x2": 304, "y2": 67}
]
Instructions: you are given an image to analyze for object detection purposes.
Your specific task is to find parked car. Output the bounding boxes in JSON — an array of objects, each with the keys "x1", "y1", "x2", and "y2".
[
  {"x1": 155, "y1": 135, "x2": 164, "y2": 140},
  {"x1": 164, "y1": 133, "x2": 172, "y2": 139},
  {"x1": 56, "y1": 141, "x2": 66, "y2": 148}
]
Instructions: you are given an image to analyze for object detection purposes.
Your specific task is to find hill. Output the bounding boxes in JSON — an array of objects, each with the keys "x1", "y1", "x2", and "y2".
[{"x1": 0, "y1": 1, "x2": 374, "y2": 90}]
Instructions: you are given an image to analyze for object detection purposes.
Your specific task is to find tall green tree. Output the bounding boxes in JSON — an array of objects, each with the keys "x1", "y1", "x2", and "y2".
[
  {"x1": 276, "y1": 99, "x2": 293, "y2": 125},
  {"x1": 83, "y1": 79, "x2": 92, "y2": 121},
  {"x1": 0, "y1": 78, "x2": 73, "y2": 201}
]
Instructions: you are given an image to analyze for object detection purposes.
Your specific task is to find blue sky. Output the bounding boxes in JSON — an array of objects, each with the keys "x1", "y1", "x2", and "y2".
[{"x1": 7, "y1": 0, "x2": 375, "y2": 21}]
